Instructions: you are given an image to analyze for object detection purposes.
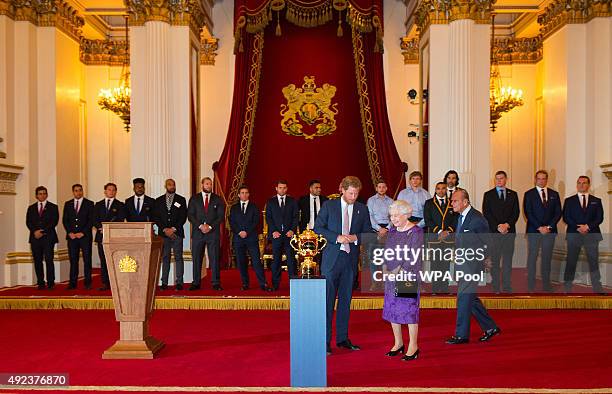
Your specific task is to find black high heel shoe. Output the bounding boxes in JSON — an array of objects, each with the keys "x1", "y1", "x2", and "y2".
[
  {"x1": 385, "y1": 345, "x2": 405, "y2": 357},
  {"x1": 401, "y1": 349, "x2": 420, "y2": 361}
]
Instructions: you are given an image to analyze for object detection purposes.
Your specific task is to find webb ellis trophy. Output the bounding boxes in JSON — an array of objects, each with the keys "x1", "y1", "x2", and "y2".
[{"x1": 290, "y1": 229, "x2": 327, "y2": 278}]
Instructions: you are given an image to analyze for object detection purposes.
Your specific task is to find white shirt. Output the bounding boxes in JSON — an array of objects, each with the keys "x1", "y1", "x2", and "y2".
[
  {"x1": 38, "y1": 200, "x2": 47, "y2": 211},
  {"x1": 578, "y1": 193, "x2": 589, "y2": 205},
  {"x1": 536, "y1": 186, "x2": 548, "y2": 202},
  {"x1": 201, "y1": 192, "x2": 211, "y2": 202},
  {"x1": 458, "y1": 205, "x2": 472, "y2": 230},
  {"x1": 277, "y1": 194, "x2": 286, "y2": 206},
  {"x1": 437, "y1": 195, "x2": 446, "y2": 206},
  {"x1": 308, "y1": 194, "x2": 320, "y2": 229},
  {"x1": 240, "y1": 200, "x2": 249, "y2": 211},
  {"x1": 133, "y1": 195, "x2": 144, "y2": 210},
  {"x1": 339, "y1": 198, "x2": 357, "y2": 251},
  {"x1": 105, "y1": 198, "x2": 115, "y2": 208},
  {"x1": 74, "y1": 198, "x2": 83, "y2": 211}
]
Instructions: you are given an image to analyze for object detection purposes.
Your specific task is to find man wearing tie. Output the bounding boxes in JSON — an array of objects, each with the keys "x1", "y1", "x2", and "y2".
[
  {"x1": 446, "y1": 188, "x2": 500, "y2": 344},
  {"x1": 298, "y1": 180, "x2": 328, "y2": 232},
  {"x1": 62, "y1": 184, "x2": 95, "y2": 290},
  {"x1": 154, "y1": 179, "x2": 188, "y2": 290},
  {"x1": 314, "y1": 176, "x2": 373, "y2": 355},
  {"x1": 523, "y1": 170, "x2": 562, "y2": 292},
  {"x1": 229, "y1": 185, "x2": 270, "y2": 291},
  {"x1": 265, "y1": 180, "x2": 299, "y2": 290},
  {"x1": 94, "y1": 183, "x2": 126, "y2": 291},
  {"x1": 26, "y1": 186, "x2": 59, "y2": 290},
  {"x1": 423, "y1": 182, "x2": 458, "y2": 294},
  {"x1": 187, "y1": 177, "x2": 225, "y2": 291},
  {"x1": 125, "y1": 178, "x2": 156, "y2": 222},
  {"x1": 482, "y1": 171, "x2": 520, "y2": 293},
  {"x1": 562, "y1": 176, "x2": 605, "y2": 294},
  {"x1": 444, "y1": 170, "x2": 460, "y2": 200}
]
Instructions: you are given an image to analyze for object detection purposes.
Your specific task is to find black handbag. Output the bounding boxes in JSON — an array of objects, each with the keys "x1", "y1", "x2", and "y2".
[{"x1": 393, "y1": 228, "x2": 419, "y2": 298}]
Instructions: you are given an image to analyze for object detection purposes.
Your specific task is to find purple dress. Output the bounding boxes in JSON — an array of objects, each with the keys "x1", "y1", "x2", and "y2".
[{"x1": 382, "y1": 226, "x2": 424, "y2": 324}]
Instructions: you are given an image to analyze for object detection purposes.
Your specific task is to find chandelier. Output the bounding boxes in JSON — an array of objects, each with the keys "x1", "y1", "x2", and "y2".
[
  {"x1": 98, "y1": 16, "x2": 131, "y2": 132},
  {"x1": 489, "y1": 13, "x2": 523, "y2": 131}
]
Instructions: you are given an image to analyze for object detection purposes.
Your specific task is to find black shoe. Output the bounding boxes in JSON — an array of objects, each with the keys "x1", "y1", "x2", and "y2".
[
  {"x1": 212, "y1": 284, "x2": 223, "y2": 291},
  {"x1": 385, "y1": 345, "x2": 405, "y2": 357},
  {"x1": 189, "y1": 284, "x2": 201, "y2": 291},
  {"x1": 326, "y1": 344, "x2": 332, "y2": 356},
  {"x1": 271, "y1": 285, "x2": 279, "y2": 292},
  {"x1": 543, "y1": 285, "x2": 554, "y2": 293},
  {"x1": 401, "y1": 349, "x2": 420, "y2": 361},
  {"x1": 66, "y1": 284, "x2": 76, "y2": 290},
  {"x1": 160, "y1": 284, "x2": 168, "y2": 291},
  {"x1": 47, "y1": 283, "x2": 55, "y2": 290},
  {"x1": 502, "y1": 288, "x2": 513, "y2": 294},
  {"x1": 98, "y1": 285, "x2": 110, "y2": 291},
  {"x1": 85, "y1": 284, "x2": 92, "y2": 290},
  {"x1": 479, "y1": 327, "x2": 501, "y2": 342},
  {"x1": 241, "y1": 285, "x2": 250, "y2": 291},
  {"x1": 175, "y1": 284, "x2": 183, "y2": 291},
  {"x1": 337, "y1": 339, "x2": 360, "y2": 351},
  {"x1": 260, "y1": 284, "x2": 273, "y2": 292},
  {"x1": 37, "y1": 284, "x2": 45, "y2": 290},
  {"x1": 445, "y1": 336, "x2": 469, "y2": 344}
]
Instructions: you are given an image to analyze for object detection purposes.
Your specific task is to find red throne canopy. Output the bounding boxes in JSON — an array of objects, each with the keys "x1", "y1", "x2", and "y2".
[{"x1": 213, "y1": 0, "x2": 406, "y2": 212}]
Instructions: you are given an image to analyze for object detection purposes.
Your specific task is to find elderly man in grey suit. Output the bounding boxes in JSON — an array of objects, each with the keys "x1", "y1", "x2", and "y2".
[{"x1": 188, "y1": 177, "x2": 225, "y2": 291}]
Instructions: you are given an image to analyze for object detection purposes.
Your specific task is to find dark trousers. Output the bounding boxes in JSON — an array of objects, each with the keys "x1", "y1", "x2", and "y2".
[
  {"x1": 161, "y1": 237, "x2": 184, "y2": 286},
  {"x1": 233, "y1": 237, "x2": 266, "y2": 287},
  {"x1": 97, "y1": 242, "x2": 110, "y2": 286},
  {"x1": 192, "y1": 236, "x2": 220, "y2": 286},
  {"x1": 31, "y1": 238, "x2": 55, "y2": 286},
  {"x1": 490, "y1": 233, "x2": 516, "y2": 292},
  {"x1": 67, "y1": 237, "x2": 93, "y2": 287},
  {"x1": 271, "y1": 236, "x2": 297, "y2": 288},
  {"x1": 323, "y1": 252, "x2": 354, "y2": 345},
  {"x1": 526, "y1": 233, "x2": 556, "y2": 291},
  {"x1": 564, "y1": 234, "x2": 602, "y2": 291},
  {"x1": 427, "y1": 241, "x2": 451, "y2": 293},
  {"x1": 455, "y1": 279, "x2": 496, "y2": 338}
]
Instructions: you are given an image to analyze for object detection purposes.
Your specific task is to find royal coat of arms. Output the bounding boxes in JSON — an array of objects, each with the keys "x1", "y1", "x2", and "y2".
[{"x1": 280, "y1": 76, "x2": 339, "y2": 140}]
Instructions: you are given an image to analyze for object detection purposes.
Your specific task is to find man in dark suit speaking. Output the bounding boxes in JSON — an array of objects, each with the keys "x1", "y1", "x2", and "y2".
[
  {"x1": 314, "y1": 176, "x2": 372, "y2": 355},
  {"x1": 562, "y1": 176, "x2": 605, "y2": 294},
  {"x1": 446, "y1": 188, "x2": 500, "y2": 345}
]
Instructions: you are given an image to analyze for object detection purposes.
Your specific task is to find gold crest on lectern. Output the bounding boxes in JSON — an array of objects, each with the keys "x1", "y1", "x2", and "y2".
[
  {"x1": 280, "y1": 76, "x2": 338, "y2": 140},
  {"x1": 119, "y1": 255, "x2": 138, "y2": 273}
]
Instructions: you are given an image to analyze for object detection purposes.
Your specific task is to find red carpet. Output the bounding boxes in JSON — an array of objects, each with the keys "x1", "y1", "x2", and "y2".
[
  {"x1": 0, "y1": 309, "x2": 610, "y2": 391},
  {"x1": 0, "y1": 268, "x2": 608, "y2": 297}
]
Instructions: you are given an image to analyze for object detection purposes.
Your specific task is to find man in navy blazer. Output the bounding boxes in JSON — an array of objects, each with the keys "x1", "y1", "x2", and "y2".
[
  {"x1": 523, "y1": 170, "x2": 562, "y2": 292},
  {"x1": 230, "y1": 185, "x2": 270, "y2": 291},
  {"x1": 314, "y1": 176, "x2": 373, "y2": 355},
  {"x1": 446, "y1": 188, "x2": 500, "y2": 344},
  {"x1": 125, "y1": 178, "x2": 156, "y2": 222},
  {"x1": 562, "y1": 176, "x2": 605, "y2": 294},
  {"x1": 265, "y1": 180, "x2": 299, "y2": 290},
  {"x1": 94, "y1": 183, "x2": 126, "y2": 290},
  {"x1": 26, "y1": 186, "x2": 59, "y2": 290},
  {"x1": 62, "y1": 184, "x2": 95, "y2": 290}
]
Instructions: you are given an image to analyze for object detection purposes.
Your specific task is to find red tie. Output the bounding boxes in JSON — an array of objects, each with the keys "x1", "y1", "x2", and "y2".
[
  {"x1": 38, "y1": 202, "x2": 43, "y2": 217},
  {"x1": 204, "y1": 194, "x2": 209, "y2": 213},
  {"x1": 75, "y1": 200, "x2": 80, "y2": 214},
  {"x1": 582, "y1": 195, "x2": 587, "y2": 210}
]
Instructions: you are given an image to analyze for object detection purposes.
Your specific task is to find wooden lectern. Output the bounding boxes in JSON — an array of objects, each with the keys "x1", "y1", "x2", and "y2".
[{"x1": 102, "y1": 222, "x2": 164, "y2": 359}]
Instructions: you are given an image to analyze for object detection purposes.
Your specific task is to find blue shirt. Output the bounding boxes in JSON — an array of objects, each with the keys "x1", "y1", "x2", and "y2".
[
  {"x1": 397, "y1": 187, "x2": 431, "y2": 228},
  {"x1": 367, "y1": 194, "x2": 393, "y2": 231},
  {"x1": 495, "y1": 186, "x2": 506, "y2": 199}
]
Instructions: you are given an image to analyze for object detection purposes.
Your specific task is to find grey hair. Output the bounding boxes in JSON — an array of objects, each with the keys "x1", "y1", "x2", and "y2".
[{"x1": 388, "y1": 200, "x2": 413, "y2": 216}]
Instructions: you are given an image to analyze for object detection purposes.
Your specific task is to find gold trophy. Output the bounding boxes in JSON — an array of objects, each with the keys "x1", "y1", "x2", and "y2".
[{"x1": 290, "y1": 229, "x2": 327, "y2": 278}]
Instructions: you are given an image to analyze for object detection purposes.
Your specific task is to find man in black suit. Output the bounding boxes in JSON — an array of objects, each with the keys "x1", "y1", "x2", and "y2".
[
  {"x1": 562, "y1": 176, "x2": 605, "y2": 294},
  {"x1": 62, "y1": 184, "x2": 95, "y2": 289},
  {"x1": 265, "y1": 180, "x2": 299, "y2": 290},
  {"x1": 444, "y1": 170, "x2": 460, "y2": 200},
  {"x1": 188, "y1": 177, "x2": 225, "y2": 291},
  {"x1": 482, "y1": 170, "x2": 520, "y2": 293},
  {"x1": 424, "y1": 181, "x2": 458, "y2": 294},
  {"x1": 94, "y1": 183, "x2": 126, "y2": 290},
  {"x1": 26, "y1": 186, "x2": 59, "y2": 290},
  {"x1": 229, "y1": 185, "x2": 269, "y2": 291},
  {"x1": 298, "y1": 179, "x2": 328, "y2": 232},
  {"x1": 446, "y1": 188, "x2": 500, "y2": 345},
  {"x1": 154, "y1": 179, "x2": 188, "y2": 290},
  {"x1": 125, "y1": 178, "x2": 156, "y2": 222},
  {"x1": 523, "y1": 170, "x2": 562, "y2": 292},
  {"x1": 314, "y1": 176, "x2": 373, "y2": 354}
]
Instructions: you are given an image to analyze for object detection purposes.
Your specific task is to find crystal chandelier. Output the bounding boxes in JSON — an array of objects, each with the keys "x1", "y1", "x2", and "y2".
[
  {"x1": 98, "y1": 16, "x2": 131, "y2": 132},
  {"x1": 490, "y1": 14, "x2": 523, "y2": 132}
]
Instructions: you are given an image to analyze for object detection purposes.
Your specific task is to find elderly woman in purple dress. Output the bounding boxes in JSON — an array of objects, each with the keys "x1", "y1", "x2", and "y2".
[{"x1": 381, "y1": 200, "x2": 424, "y2": 361}]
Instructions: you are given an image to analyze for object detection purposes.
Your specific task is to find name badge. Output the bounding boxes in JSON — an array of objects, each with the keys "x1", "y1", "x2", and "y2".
[{"x1": 174, "y1": 202, "x2": 181, "y2": 208}]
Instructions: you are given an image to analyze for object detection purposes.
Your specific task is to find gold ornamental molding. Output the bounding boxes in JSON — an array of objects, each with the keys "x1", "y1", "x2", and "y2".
[
  {"x1": 126, "y1": 0, "x2": 212, "y2": 36},
  {"x1": 414, "y1": 0, "x2": 494, "y2": 34},
  {"x1": 5, "y1": 248, "x2": 69, "y2": 264},
  {"x1": 400, "y1": 36, "x2": 418, "y2": 64},
  {"x1": 492, "y1": 36, "x2": 543, "y2": 64},
  {"x1": 200, "y1": 36, "x2": 218, "y2": 65},
  {"x1": 538, "y1": 0, "x2": 612, "y2": 40},
  {"x1": 80, "y1": 39, "x2": 129, "y2": 66},
  {"x1": 0, "y1": 163, "x2": 23, "y2": 195},
  {"x1": 3, "y1": 0, "x2": 84, "y2": 41}
]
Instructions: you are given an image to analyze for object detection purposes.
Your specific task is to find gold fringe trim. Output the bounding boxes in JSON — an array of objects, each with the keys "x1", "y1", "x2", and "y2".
[{"x1": 0, "y1": 296, "x2": 609, "y2": 310}]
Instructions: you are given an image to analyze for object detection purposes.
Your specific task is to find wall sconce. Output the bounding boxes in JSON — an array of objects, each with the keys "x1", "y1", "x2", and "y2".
[
  {"x1": 408, "y1": 124, "x2": 420, "y2": 144},
  {"x1": 407, "y1": 89, "x2": 428, "y2": 105}
]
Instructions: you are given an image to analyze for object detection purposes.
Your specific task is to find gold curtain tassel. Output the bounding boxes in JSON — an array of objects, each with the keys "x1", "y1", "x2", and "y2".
[
  {"x1": 276, "y1": 10, "x2": 282, "y2": 36},
  {"x1": 337, "y1": 10, "x2": 343, "y2": 37}
]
